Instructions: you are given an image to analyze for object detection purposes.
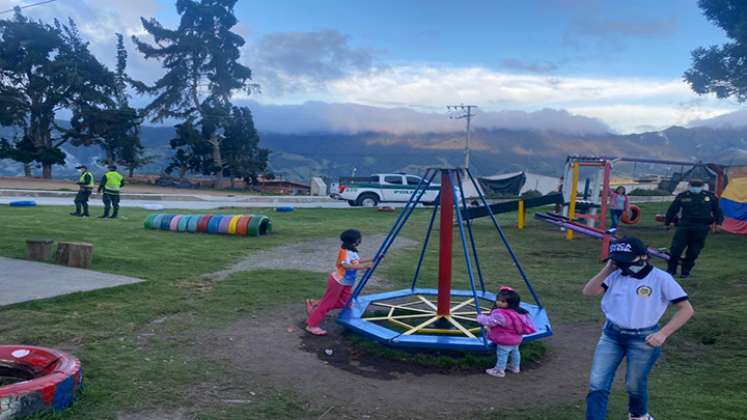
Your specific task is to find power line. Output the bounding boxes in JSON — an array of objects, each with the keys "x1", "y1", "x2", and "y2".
[
  {"x1": 0, "y1": 0, "x2": 58, "y2": 15},
  {"x1": 447, "y1": 104, "x2": 478, "y2": 169}
]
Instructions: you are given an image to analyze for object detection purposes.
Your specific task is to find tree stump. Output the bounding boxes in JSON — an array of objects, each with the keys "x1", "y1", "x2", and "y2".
[
  {"x1": 26, "y1": 239, "x2": 54, "y2": 262},
  {"x1": 55, "y1": 242, "x2": 93, "y2": 269}
]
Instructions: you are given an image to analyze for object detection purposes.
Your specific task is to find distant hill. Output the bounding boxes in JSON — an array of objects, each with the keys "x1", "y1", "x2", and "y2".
[{"x1": 2, "y1": 124, "x2": 747, "y2": 180}]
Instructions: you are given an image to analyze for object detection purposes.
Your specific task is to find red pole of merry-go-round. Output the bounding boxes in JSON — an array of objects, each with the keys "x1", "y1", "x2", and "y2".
[{"x1": 437, "y1": 169, "x2": 453, "y2": 316}]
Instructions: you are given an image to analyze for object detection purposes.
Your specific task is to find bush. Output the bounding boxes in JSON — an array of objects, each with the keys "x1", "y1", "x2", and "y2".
[{"x1": 521, "y1": 189, "x2": 543, "y2": 199}]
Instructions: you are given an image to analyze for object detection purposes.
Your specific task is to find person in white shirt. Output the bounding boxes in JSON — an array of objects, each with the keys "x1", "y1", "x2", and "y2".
[{"x1": 582, "y1": 237, "x2": 694, "y2": 420}]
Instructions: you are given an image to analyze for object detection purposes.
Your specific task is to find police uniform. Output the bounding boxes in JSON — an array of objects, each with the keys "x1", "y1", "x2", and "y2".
[
  {"x1": 97, "y1": 167, "x2": 125, "y2": 218},
  {"x1": 665, "y1": 185, "x2": 723, "y2": 276},
  {"x1": 72, "y1": 166, "x2": 94, "y2": 217}
]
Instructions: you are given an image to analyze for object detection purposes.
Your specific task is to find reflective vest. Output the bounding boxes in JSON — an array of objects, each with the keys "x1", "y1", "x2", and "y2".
[
  {"x1": 104, "y1": 171, "x2": 123, "y2": 192},
  {"x1": 79, "y1": 171, "x2": 94, "y2": 189}
]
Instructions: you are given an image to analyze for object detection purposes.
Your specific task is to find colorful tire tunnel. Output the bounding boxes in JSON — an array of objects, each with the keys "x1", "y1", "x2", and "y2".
[
  {"x1": 0, "y1": 345, "x2": 83, "y2": 418},
  {"x1": 143, "y1": 214, "x2": 272, "y2": 237}
]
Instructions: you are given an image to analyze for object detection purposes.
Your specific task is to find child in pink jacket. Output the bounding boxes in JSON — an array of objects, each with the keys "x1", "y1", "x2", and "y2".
[{"x1": 477, "y1": 286, "x2": 537, "y2": 377}]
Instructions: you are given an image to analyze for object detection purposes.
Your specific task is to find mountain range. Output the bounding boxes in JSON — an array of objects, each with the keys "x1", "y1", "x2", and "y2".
[{"x1": 2, "y1": 104, "x2": 747, "y2": 181}]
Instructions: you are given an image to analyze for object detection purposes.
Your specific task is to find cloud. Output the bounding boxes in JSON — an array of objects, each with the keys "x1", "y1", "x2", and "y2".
[
  {"x1": 499, "y1": 58, "x2": 559, "y2": 73},
  {"x1": 562, "y1": 16, "x2": 676, "y2": 51},
  {"x1": 239, "y1": 100, "x2": 611, "y2": 135},
  {"x1": 245, "y1": 30, "x2": 377, "y2": 95},
  {"x1": 568, "y1": 104, "x2": 732, "y2": 133},
  {"x1": 0, "y1": 0, "x2": 161, "y2": 83}
]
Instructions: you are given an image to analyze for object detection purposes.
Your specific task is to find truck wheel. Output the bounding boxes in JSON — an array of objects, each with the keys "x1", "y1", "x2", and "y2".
[
  {"x1": 347, "y1": 200, "x2": 358, "y2": 207},
  {"x1": 357, "y1": 193, "x2": 379, "y2": 207}
]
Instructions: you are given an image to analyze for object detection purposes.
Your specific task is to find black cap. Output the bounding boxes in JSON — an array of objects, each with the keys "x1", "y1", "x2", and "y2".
[
  {"x1": 608, "y1": 237, "x2": 648, "y2": 263},
  {"x1": 108, "y1": 164, "x2": 117, "y2": 171},
  {"x1": 689, "y1": 179, "x2": 704, "y2": 187},
  {"x1": 75, "y1": 165, "x2": 87, "y2": 169}
]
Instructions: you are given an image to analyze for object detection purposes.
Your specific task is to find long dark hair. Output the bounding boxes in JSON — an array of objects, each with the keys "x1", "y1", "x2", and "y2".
[
  {"x1": 497, "y1": 288, "x2": 529, "y2": 315},
  {"x1": 340, "y1": 229, "x2": 362, "y2": 252}
]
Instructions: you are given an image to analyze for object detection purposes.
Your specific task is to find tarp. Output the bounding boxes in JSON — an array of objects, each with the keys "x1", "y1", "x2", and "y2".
[
  {"x1": 720, "y1": 166, "x2": 747, "y2": 235},
  {"x1": 479, "y1": 172, "x2": 526, "y2": 196},
  {"x1": 662, "y1": 164, "x2": 721, "y2": 193}
]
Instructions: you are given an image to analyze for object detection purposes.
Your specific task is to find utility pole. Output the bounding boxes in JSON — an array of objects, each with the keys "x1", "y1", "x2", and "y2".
[{"x1": 447, "y1": 104, "x2": 478, "y2": 169}]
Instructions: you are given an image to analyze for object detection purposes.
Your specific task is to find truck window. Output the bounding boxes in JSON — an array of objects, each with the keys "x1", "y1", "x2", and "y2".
[
  {"x1": 384, "y1": 176, "x2": 403, "y2": 185},
  {"x1": 406, "y1": 176, "x2": 421, "y2": 186}
]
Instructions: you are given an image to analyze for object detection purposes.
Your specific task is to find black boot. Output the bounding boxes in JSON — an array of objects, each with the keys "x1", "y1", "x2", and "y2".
[{"x1": 666, "y1": 258, "x2": 678, "y2": 276}]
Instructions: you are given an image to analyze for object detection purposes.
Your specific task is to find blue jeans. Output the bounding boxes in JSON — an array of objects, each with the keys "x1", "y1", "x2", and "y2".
[
  {"x1": 610, "y1": 209, "x2": 624, "y2": 229},
  {"x1": 586, "y1": 322, "x2": 661, "y2": 420},
  {"x1": 495, "y1": 344, "x2": 520, "y2": 371}
]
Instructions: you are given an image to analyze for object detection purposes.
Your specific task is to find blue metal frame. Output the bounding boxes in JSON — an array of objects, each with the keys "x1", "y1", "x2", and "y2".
[{"x1": 338, "y1": 168, "x2": 552, "y2": 351}]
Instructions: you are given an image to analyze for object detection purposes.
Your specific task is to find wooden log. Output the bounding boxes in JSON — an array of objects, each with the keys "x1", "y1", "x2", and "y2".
[
  {"x1": 55, "y1": 241, "x2": 93, "y2": 269},
  {"x1": 26, "y1": 239, "x2": 54, "y2": 262}
]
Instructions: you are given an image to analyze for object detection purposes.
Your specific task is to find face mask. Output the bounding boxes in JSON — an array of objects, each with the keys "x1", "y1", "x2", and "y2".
[
  {"x1": 618, "y1": 260, "x2": 647, "y2": 276},
  {"x1": 689, "y1": 187, "x2": 702, "y2": 194}
]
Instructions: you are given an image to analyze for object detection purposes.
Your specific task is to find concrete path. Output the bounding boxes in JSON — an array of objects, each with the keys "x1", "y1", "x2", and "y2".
[{"x1": 0, "y1": 257, "x2": 144, "y2": 306}]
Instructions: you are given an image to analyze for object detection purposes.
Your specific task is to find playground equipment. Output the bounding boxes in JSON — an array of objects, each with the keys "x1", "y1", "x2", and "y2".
[
  {"x1": 337, "y1": 168, "x2": 551, "y2": 351},
  {"x1": 0, "y1": 345, "x2": 83, "y2": 418},
  {"x1": 554, "y1": 156, "x2": 727, "y2": 259},
  {"x1": 535, "y1": 213, "x2": 670, "y2": 261},
  {"x1": 462, "y1": 192, "x2": 563, "y2": 229},
  {"x1": 144, "y1": 214, "x2": 272, "y2": 237}
]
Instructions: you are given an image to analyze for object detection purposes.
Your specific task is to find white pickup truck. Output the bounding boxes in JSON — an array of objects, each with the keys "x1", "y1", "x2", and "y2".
[{"x1": 331, "y1": 173, "x2": 441, "y2": 207}]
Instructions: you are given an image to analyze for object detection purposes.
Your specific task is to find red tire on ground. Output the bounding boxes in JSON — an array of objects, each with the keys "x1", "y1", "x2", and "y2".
[
  {"x1": 621, "y1": 205, "x2": 642, "y2": 225},
  {"x1": 236, "y1": 216, "x2": 251, "y2": 236},
  {"x1": 197, "y1": 215, "x2": 212, "y2": 233},
  {"x1": 0, "y1": 345, "x2": 83, "y2": 418}
]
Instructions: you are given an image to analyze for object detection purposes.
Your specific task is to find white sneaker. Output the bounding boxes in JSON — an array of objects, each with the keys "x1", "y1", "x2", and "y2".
[
  {"x1": 485, "y1": 368, "x2": 505, "y2": 378},
  {"x1": 508, "y1": 366, "x2": 520, "y2": 374},
  {"x1": 629, "y1": 414, "x2": 653, "y2": 420}
]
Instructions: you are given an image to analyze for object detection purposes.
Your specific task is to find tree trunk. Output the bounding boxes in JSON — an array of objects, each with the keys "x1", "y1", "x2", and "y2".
[
  {"x1": 106, "y1": 148, "x2": 114, "y2": 165},
  {"x1": 42, "y1": 164, "x2": 52, "y2": 179},
  {"x1": 55, "y1": 241, "x2": 93, "y2": 269},
  {"x1": 23, "y1": 163, "x2": 32, "y2": 177},
  {"x1": 26, "y1": 239, "x2": 54, "y2": 262},
  {"x1": 211, "y1": 138, "x2": 223, "y2": 188},
  {"x1": 129, "y1": 167, "x2": 135, "y2": 177}
]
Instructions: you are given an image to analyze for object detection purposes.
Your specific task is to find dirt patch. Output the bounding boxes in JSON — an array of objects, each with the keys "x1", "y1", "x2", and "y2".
[
  {"x1": 193, "y1": 305, "x2": 601, "y2": 419},
  {"x1": 203, "y1": 234, "x2": 418, "y2": 289}
]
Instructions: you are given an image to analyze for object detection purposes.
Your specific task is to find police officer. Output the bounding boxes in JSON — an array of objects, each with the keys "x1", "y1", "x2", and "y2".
[
  {"x1": 97, "y1": 164, "x2": 125, "y2": 218},
  {"x1": 71, "y1": 165, "x2": 94, "y2": 217},
  {"x1": 665, "y1": 179, "x2": 723, "y2": 278}
]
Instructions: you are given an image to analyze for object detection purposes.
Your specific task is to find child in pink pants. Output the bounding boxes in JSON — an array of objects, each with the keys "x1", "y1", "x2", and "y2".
[{"x1": 305, "y1": 229, "x2": 374, "y2": 336}]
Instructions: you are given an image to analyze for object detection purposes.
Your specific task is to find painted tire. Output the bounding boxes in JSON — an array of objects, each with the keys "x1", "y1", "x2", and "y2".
[
  {"x1": 218, "y1": 216, "x2": 232, "y2": 234},
  {"x1": 144, "y1": 214, "x2": 158, "y2": 229},
  {"x1": 197, "y1": 215, "x2": 212, "y2": 233},
  {"x1": 207, "y1": 216, "x2": 223, "y2": 234},
  {"x1": 186, "y1": 215, "x2": 200, "y2": 233},
  {"x1": 0, "y1": 345, "x2": 83, "y2": 418},
  {"x1": 248, "y1": 215, "x2": 272, "y2": 237},
  {"x1": 169, "y1": 215, "x2": 182, "y2": 231},
  {"x1": 8, "y1": 201, "x2": 36, "y2": 207},
  {"x1": 621, "y1": 205, "x2": 642, "y2": 225},
  {"x1": 227, "y1": 215, "x2": 242, "y2": 235},
  {"x1": 150, "y1": 214, "x2": 163, "y2": 230},
  {"x1": 160, "y1": 215, "x2": 175, "y2": 231},
  {"x1": 177, "y1": 216, "x2": 190, "y2": 232},
  {"x1": 236, "y1": 216, "x2": 251, "y2": 236},
  {"x1": 275, "y1": 206, "x2": 294, "y2": 213}
]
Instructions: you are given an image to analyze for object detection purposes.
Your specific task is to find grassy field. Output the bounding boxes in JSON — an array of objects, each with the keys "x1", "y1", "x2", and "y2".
[{"x1": 0, "y1": 203, "x2": 745, "y2": 419}]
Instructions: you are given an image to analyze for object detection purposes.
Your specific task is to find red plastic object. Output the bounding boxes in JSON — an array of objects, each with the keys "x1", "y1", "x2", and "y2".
[
  {"x1": 0, "y1": 345, "x2": 83, "y2": 417},
  {"x1": 621, "y1": 205, "x2": 642, "y2": 225},
  {"x1": 655, "y1": 214, "x2": 666, "y2": 223}
]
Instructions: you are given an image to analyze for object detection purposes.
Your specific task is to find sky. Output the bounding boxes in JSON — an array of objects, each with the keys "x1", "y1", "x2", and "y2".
[{"x1": 0, "y1": 0, "x2": 742, "y2": 133}]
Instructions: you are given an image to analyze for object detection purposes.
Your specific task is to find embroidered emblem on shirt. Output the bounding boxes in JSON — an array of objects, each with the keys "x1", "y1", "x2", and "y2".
[
  {"x1": 704, "y1": 197, "x2": 710, "y2": 202},
  {"x1": 636, "y1": 286, "x2": 653, "y2": 297}
]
